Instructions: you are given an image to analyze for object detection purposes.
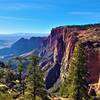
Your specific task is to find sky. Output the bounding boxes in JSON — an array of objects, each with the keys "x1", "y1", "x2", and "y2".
[{"x1": 0, "y1": 0, "x2": 100, "y2": 34}]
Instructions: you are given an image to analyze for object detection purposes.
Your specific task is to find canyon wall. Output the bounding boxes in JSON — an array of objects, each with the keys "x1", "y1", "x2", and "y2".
[{"x1": 40, "y1": 24, "x2": 100, "y2": 89}]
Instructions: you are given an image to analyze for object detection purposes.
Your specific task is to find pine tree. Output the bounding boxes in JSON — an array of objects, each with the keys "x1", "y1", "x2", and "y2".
[
  {"x1": 68, "y1": 42, "x2": 89, "y2": 100},
  {"x1": 17, "y1": 57, "x2": 25, "y2": 95},
  {"x1": 60, "y1": 42, "x2": 89, "y2": 100},
  {"x1": 27, "y1": 55, "x2": 49, "y2": 100},
  {"x1": 18, "y1": 64, "x2": 23, "y2": 85}
]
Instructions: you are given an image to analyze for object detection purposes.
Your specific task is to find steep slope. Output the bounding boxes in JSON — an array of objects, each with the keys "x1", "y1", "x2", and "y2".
[
  {"x1": 0, "y1": 37, "x2": 46, "y2": 58},
  {"x1": 39, "y1": 24, "x2": 100, "y2": 89}
]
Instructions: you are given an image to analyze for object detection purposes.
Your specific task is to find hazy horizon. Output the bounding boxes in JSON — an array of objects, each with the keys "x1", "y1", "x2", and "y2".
[{"x1": 0, "y1": 32, "x2": 49, "y2": 35}]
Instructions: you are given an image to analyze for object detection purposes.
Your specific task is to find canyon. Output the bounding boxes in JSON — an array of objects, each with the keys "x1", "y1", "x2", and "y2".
[{"x1": 0, "y1": 24, "x2": 99, "y2": 91}]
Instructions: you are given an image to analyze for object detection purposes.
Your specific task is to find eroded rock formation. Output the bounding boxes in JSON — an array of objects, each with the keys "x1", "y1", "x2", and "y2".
[{"x1": 40, "y1": 24, "x2": 100, "y2": 89}]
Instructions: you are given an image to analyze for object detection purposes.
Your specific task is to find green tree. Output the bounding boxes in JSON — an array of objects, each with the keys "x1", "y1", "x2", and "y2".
[
  {"x1": 18, "y1": 64, "x2": 23, "y2": 85},
  {"x1": 27, "y1": 55, "x2": 49, "y2": 100},
  {"x1": 16, "y1": 57, "x2": 27, "y2": 95},
  {"x1": 60, "y1": 42, "x2": 89, "y2": 100}
]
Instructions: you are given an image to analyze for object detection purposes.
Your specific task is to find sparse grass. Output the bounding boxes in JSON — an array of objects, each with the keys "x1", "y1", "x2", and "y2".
[
  {"x1": 0, "y1": 91, "x2": 42, "y2": 100},
  {"x1": 0, "y1": 92, "x2": 13, "y2": 100}
]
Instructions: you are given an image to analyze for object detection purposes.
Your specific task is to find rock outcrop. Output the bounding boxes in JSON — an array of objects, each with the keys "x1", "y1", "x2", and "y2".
[{"x1": 40, "y1": 24, "x2": 100, "y2": 89}]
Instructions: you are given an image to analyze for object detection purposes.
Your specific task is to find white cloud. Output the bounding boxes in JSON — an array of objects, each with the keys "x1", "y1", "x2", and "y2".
[
  {"x1": 68, "y1": 11, "x2": 100, "y2": 20},
  {"x1": 69, "y1": 11, "x2": 100, "y2": 16},
  {"x1": 0, "y1": 3, "x2": 32, "y2": 10},
  {"x1": 0, "y1": 2, "x2": 56, "y2": 11},
  {"x1": 0, "y1": 16, "x2": 33, "y2": 21}
]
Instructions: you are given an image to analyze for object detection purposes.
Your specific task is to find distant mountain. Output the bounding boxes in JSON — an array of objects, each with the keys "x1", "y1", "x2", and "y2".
[
  {"x1": 0, "y1": 33, "x2": 48, "y2": 49},
  {"x1": 0, "y1": 37, "x2": 46, "y2": 59}
]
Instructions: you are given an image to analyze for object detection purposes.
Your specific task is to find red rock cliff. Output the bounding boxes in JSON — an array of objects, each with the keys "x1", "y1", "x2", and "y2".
[{"x1": 40, "y1": 24, "x2": 100, "y2": 89}]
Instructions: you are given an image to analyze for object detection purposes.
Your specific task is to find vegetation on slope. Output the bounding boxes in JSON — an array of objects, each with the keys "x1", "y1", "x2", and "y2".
[
  {"x1": 60, "y1": 42, "x2": 90, "y2": 100},
  {"x1": 0, "y1": 55, "x2": 50, "y2": 100}
]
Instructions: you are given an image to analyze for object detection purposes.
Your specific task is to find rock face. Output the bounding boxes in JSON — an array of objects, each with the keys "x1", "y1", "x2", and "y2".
[{"x1": 40, "y1": 24, "x2": 100, "y2": 89}]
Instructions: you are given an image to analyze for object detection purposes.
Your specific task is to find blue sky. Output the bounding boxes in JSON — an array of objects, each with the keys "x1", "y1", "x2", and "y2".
[{"x1": 0, "y1": 0, "x2": 100, "y2": 34}]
